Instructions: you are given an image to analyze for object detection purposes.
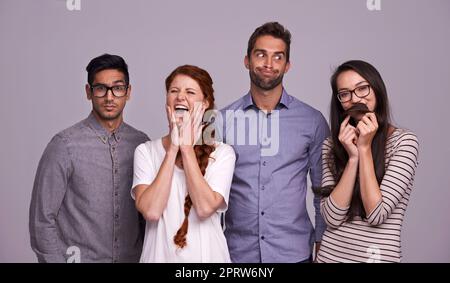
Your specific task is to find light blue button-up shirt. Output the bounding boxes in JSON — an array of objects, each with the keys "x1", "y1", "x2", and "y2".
[{"x1": 219, "y1": 89, "x2": 330, "y2": 263}]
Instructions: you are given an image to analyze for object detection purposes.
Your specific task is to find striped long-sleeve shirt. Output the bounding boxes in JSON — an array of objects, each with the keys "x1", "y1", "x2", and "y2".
[{"x1": 316, "y1": 128, "x2": 419, "y2": 263}]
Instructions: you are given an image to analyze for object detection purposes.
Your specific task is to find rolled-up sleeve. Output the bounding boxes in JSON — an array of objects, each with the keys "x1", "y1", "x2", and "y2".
[{"x1": 29, "y1": 134, "x2": 71, "y2": 263}]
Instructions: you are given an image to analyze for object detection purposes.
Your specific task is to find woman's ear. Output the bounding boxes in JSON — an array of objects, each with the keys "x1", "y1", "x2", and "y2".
[{"x1": 203, "y1": 100, "x2": 210, "y2": 109}]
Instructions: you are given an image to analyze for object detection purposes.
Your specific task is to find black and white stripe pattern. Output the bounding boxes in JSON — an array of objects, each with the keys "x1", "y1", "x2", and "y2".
[{"x1": 317, "y1": 128, "x2": 419, "y2": 263}]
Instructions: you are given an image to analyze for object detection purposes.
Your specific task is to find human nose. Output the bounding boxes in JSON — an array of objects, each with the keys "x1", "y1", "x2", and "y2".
[
  {"x1": 263, "y1": 56, "x2": 273, "y2": 69},
  {"x1": 350, "y1": 90, "x2": 361, "y2": 103},
  {"x1": 105, "y1": 88, "x2": 115, "y2": 100},
  {"x1": 175, "y1": 91, "x2": 186, "y2": 101}
]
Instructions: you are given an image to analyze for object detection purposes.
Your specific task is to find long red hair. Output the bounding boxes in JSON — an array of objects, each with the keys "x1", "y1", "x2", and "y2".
[{"x1": 165, "y1": 65, "x2": 216, "y2": 249}]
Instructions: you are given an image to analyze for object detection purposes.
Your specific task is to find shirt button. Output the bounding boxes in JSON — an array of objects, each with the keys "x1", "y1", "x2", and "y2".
[
  {"x1": 114, "y1": 192, "x2": 118, "y2": 196},
  {"x1": 261, "y1": 236, "x2": 265, "y2": 240},
  {"x1": 261, "y1": 211, "x2": 265, "y2": 216},
  {"x1": 114, "y1": 169, "x2": 118, "y2": 174},
  {"x1": 115, "y1": 214, "x2": 119, "y2": 219},
  {"x1": 115, "y1": 237, "x2": 118, "y2": 242},
  {"x1": 112, "y1": 147, "x2": 116, "y2": 151},
  {"x1": 261, "y1": 185, "x2": 265, "y2": 190},
  {"x1": 262, "y1": 161, "x2": 266, "y2": 166}
]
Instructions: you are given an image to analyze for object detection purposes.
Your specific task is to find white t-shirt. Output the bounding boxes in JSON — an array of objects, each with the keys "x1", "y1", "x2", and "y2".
[{"x1": 131, "y1": 138, "x2": 235, "y2": 263}]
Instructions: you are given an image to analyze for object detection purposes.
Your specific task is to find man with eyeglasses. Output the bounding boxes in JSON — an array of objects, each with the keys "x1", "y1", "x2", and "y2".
[{"x1": 29, "y1": 54, "x2": 149, "y2": 262}]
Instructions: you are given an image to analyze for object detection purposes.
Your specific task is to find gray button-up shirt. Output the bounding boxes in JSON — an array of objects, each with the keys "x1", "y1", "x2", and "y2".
[
  {"x1": 220, "y1": 89, "x2": 330, "y2": 263},
  {"x1": 29, "y1": 113, "x2": 149, "y2": 262}
]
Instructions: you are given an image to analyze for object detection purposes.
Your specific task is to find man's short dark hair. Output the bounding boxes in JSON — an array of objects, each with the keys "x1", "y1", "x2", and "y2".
[
  {"x1": 247, "y1": 22, "x2": 291, "y2": 62},
  {"x1": 86, "y1": 54, "x2": 129, "y2": 85}
]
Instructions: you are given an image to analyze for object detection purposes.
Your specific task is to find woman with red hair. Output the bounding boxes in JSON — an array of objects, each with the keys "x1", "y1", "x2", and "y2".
[{"x1": 131, "y1": 65, "x2": 235, "y2": 262}]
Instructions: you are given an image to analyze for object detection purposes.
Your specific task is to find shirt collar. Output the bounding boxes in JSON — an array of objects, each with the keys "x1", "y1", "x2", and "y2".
[
  {"x1": 85, "y1": 112, "x2": 124, "y2": 144},
  {"x1": 279, "y1": 88, "x2": 291, "y2": 109},
  {"x1": 243, "y1": 88, "x2": 291, "y2": 111},
  {"x1": 242, "y1": 92, "x2": 255, "y2": 110}
]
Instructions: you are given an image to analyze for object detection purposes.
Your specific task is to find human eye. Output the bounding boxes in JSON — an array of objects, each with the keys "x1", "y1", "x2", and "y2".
[
  {"x1": 274, "y1": 54, "x2": 284, "y2": 60},
  {"x1": 338, "y1": 91, "x2": 351, "y2": 100},
  {"x1": 255, "y1": 52, "x2": 265, "y2": 58},
  {"x1": 186, "y1": 88, "x2": 197, "y2": 95},
  {"x1": 94, "y1": 85, "x2": 106, "y2": 91},
  {"x1": 355, "y1": 85, "x2": 370, "y2": 96},
  {"x1": 113, "y1": 85, "x2": 126, "y2": 91},
  {"x1": 357, "y1": 85, "x2": 369, "y2": 92}
]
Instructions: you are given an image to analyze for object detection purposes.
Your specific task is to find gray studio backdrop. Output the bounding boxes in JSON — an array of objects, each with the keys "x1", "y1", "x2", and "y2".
[{"x1": 1, "y1": 0, "x2": 449, "y2": 262}]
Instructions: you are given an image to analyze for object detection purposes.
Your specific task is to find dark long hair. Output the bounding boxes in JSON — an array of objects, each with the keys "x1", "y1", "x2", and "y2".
[
  {"x1": 165, "y1": 65, "x2": 216, "y2": 248},
  {"x1": 328, "y1": 60, "x2": 391, "y2": 221}
]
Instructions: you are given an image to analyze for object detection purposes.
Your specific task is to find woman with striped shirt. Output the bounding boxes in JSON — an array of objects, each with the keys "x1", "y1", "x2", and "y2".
[{"x1": 316, "y1": 60, "x2": 419, "y2": 263}]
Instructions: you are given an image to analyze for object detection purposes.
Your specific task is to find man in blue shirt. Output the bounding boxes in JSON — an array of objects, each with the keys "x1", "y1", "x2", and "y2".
[{"x1": 220, "y1": 22, "x2": 330, "y2": 263}]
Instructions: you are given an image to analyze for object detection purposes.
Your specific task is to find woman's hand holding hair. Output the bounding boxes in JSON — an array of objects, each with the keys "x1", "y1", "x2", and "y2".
[
  {"x1": 339, "y1": 115, "x2": 359, "y2": 160},
  {"x1": 356, "y1": 113, "x2": 378, "y2": 152}
]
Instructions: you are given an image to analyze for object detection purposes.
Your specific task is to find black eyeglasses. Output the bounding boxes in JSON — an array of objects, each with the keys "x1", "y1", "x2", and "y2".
[
  {"x1": 90, "y1": 84, "x2": 129, "y2": 98},
  {"x1": 337, "y1": 85, "x2": 371, "y2": 103}
]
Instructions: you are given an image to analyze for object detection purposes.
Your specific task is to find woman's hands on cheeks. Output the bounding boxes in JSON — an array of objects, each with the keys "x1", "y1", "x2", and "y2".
[
  {"x1": 178, "y1": 103, "x2": 206, "y2": 150},
  {"x1": 166, "y1": 106, "x2": 180, "y2": 152}
]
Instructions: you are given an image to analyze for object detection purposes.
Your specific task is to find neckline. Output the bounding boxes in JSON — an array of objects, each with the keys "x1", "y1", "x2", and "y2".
[{"x1": 387, "y1": 127, "x2": 402, "y2": 141}]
